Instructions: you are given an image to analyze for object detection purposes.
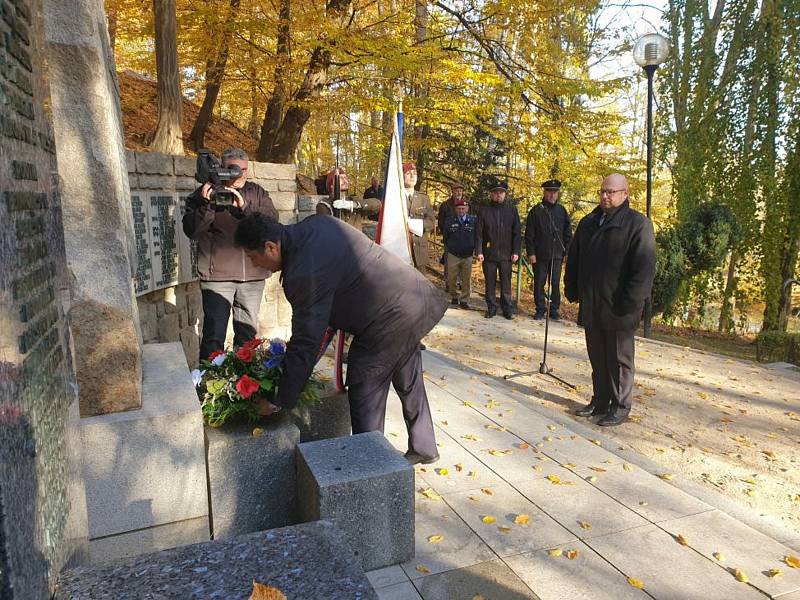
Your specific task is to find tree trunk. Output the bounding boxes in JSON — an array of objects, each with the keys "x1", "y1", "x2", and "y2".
[
  {"x1": 108, "y1": 9, "x2": 117, "y2": 53},
  {"x1": 412, "y1": 0, "x2": 429, "y2": 188},
  {"x1": 151, "y1": 0, "x2": 184, "y2": 155},
  {"x1": 190, "y1": 0, "x2": 240, "y2": 151},
  {"x1": 718, "y1": 249, "x2": 738, "y2": 332},
  {"x1": 256, "y1": 0, "x2": 290, "y2": 161}
]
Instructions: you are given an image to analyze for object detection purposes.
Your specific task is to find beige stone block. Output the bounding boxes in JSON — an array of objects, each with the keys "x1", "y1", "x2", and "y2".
[
  {"x1": 126, "y1": 150, "x2": 136, "y2": 173},
  {"x1": 136, "y1": 151, "x2": 175, "y2": 175},
  {"x1": 157, "y1": 313, "x2": 181, "y2": 342},
  {"x1": 173, "y1": 155, "x2": 196, "y2": 177},
  {"x1": 278, "y1": 179, "x2": 297, "y2": 192},
  {"x1": 278, "y1": 210, "x2": 297, "y2": 225},
  {"x1": 139, "y1": 174, "x2": 176, "y2": 190},
  {"x1": 270, "y1": 191, "x2": 297, "y2": 212},
  {"x1": 252, "y1": 161, "x2": 297, "y2": 180}
]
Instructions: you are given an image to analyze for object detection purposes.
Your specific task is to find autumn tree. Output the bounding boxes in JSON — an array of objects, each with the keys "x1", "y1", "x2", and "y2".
[{"x1": 151, "y1": 0, "x2": 183, "y2": 154}]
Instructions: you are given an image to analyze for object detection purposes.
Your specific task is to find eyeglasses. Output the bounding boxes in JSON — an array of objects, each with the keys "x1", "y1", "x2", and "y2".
[{"x1": 599, "y1": 188, "x2": 625, "y2": 196}]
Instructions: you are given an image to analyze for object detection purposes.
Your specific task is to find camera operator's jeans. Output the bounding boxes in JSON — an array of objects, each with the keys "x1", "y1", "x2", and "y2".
[{"x1": 199, "y1": 280, "x2": 265, "y2": 360}]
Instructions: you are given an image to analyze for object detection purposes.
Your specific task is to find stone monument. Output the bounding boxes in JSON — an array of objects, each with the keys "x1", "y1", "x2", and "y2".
[{"x1": 0, "y1": 0, "x2": 88, "y2": 597}]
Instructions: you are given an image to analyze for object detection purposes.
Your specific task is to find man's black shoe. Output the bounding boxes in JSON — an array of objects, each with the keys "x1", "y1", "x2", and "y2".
[
  {"x1": 598, "y1": 413, "x2": 628, "y2": 427},
  {"x1": 451, "y1": 298, "x2": 459, "y2": 306},
  {"x1": 549, "y1": 311, "x2": 561, "y2": 321},
  {"x1": 533, "y1": 312, "x2": 545, "y2": 320},
  {"x1": 575, "y1": 403, "x2": 604, "y2": 417},
  {"x1": 404, "y1": 451, "x2": 440, "y2": 465},
  {"x1": 459, "y1": 301, "x2": 470, "y2": 309},
  {"x1": 484, "y1": 310, "x2": 496, "y2": 319},
  {"x1": 503, "y1": 312, "x2": 513, "y2": 320}
]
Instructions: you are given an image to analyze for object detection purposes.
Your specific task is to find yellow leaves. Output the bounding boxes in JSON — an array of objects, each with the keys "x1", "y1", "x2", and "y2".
[
  {"x1": 481, "y1": 488, "x2": 494, "y2": 496},
  {"x1": 249, "y1": 582, "x2": 287, "y2": 600},
  {"x1": 563, "y1": 463, "x2": 577, "y2": 470},
  {"x1": 733, "y1": 568, "x2": 749, "y2": 583},
  {"x1": 440, "y1": 419, "x2": 449, "y2": 427},
  {"x1": 436, "y1": 468, "x2": 449, "y2": 476},
  {"x1": 675, "y1": 534, "x2": 689, "y2": 546},
  {"x1": 518, "y1": 442, "x2": 530, "y2": 450},
  {"x1": 587, "y1": 476, "x2": 598, "y2": 483},
  {"x1": 784, "y1": 555, "x2": 800, "y2": 568},
  {"x1": 589, "y1": 439, "x2": 602, "y2": 446},
  {"x1": 658, "y1": 473, "x2": 676, "y2": 481},
  {"x1": 481, "y1": 515, "x2": 496, "y2": 524},
  {"x1": 251, "y1": 427, "x2": 264, "y2": 438},
  {"x1": 547, "y1": 548, "x2": 563, "y2": 557},
  {"x1": 462, "y1": 434, "x2": 481, "y2": 442},
  {"x1": 768, "y1": 568, "x2": 783, "y2": 578},
  {"x1": 462, "y1": 401, "x2": 475, "y2": 407},
  {"x1": 546, "y1": 475, "x2": 561, "y2": 484},
  {"x1": 415, "y1": 564, "x2": 431, "y2": 574},
  {"x1": 468, "y1": 470, "x2": 478, "y2": 479},
  {"x1": 762, "y1": 450, "x2": 778, "y2": 461},
  {"x1": 623, "y1": 463, "x2": 633, "y2": 472},
  {"x1": 514, "y1": 514, "x2": 530, "y2": 525},
  {"x1": 419, "y1": 488, "x2": 442, "y2": 501},
  {"x1": 427, "y1": 534, "x2": 444, "y2": 544},
  {"x1": 566, "y1": 550, "x2": 579, "y2": 560},
  {"x1": 589, "y1": 466, "x2": 607, "y2": 472},
  {"x1": 698, "y1": 392, "x2": 710, "y2": 400},
  {"x1": 713, "y1": 552, "x2": 725, "y2": 562},
  {"x1": 579, "y1": 521, "x2": 592, "y2": 530},
  {"x1": 547, "y1": 424, "x2": 557, "y2": 431},
  {"x1": 488, "y1": 449, "x2": 513, "y2": 456},
  {"x1": 627, "y1": 577, "x2": 645, "y2": 589}
]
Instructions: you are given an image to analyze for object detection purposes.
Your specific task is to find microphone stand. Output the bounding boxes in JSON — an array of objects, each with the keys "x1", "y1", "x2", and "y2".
[{"x1": 505, "y1": 203, "x2": 576, "y2": 390}]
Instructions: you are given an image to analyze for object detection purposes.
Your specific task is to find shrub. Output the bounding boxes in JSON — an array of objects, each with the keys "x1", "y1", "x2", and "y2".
[{"x1": 756, "y1": 332, "x2": 800, "y2": 365}]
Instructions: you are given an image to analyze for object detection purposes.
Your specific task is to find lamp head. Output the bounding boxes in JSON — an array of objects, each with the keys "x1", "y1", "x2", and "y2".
[{"x1": 634, "y1": 33, "x2": 670, "y2": 68}]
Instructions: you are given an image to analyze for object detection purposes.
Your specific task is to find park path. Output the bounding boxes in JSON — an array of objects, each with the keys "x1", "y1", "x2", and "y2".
[{"x1": 364, "y1": 324, "x2": 800, "y2": 600}]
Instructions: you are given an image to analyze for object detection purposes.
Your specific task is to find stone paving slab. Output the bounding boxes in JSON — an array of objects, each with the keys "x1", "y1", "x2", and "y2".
[
  {"x1": 400, "y1": 498, "x2": 496, "y2": 581},
  {"x1": 513, "y1": 466, "x2": 650, "y2": 539},
  {"x1": 504, "y1": 541, "x2": 650, "y2": 600},
  {"x1": 571, "y1": 462, "x2": 714, "y2": 523},
  {"x1": 443, "y1": 483, "x2": 576, "y2": 557},
  {"x1": 367, "y1": 565, "x2": 410, "y2": 589},
  {"x1": 413, "y1": 559, "x2": 540, "y2": 600},
  {"x1": 659, "y1": 510, "x2": 800, "y2": 598},
  {"x1": 376, "y1": 581, "x2": 424, "y2": 600},
  {"x1": 585, "y1": 523, "x2": 767, "y2": 599}
]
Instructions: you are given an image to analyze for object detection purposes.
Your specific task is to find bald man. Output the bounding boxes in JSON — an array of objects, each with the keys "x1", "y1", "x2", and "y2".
[{"x1": 564, "y1": 174, "x2": 655, "y2": 426}]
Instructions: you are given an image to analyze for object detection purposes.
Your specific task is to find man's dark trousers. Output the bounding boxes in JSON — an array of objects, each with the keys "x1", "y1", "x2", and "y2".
[
  {"x1": 199, "y1": 280, "x2": 265, "y2": 359},
  {"x1": 483, "y1": 260, "x2": 513, "y2": 314},
  {"x1": 347, "y1": 345, "x2": 437, "y2": 459},
  {"x1": 533, "y1": 258, "x2": 563, "y2": 315},
  {"x1": 584, "y1": 328, "x2": 635, "y2": 417}
]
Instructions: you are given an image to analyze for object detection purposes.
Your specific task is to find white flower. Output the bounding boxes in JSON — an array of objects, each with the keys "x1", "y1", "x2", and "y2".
[
  {"x1": 190, "y1": 369, "x2": 206, "y2": 387},
  {"x1": 211, "y1": 354, "x2": 226, "y2": 367}
]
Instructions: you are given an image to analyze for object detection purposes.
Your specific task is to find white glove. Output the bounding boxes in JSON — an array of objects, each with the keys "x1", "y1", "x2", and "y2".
[
  {"x1": 408, "y1": 218, "x2": 424, "y2": 237},
  {"x1": 333, "y1": 199, "x2": 356, "y2": 211}
]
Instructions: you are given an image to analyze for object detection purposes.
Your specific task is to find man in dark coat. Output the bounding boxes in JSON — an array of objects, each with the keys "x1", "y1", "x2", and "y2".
[
  {"x1": 363, "y1": 176, "x2": 384, "y2": 201},
  {"x1": 475, "y1": 181, "x2": 521, "y2": 319},
  {"x1": 564, "y1": 174, "x2": 656, "y2": 427},
  {"x1": 437, "y1": 182, "x2": 466, "y2": 236},
  {"x1": 183, "y1": 148, "x2": 278, "y2": 360},
  {"x1": 234, "y1": 213, "x2": 448, "y2": 464},
  {"x1": 525, "y1": 179, "x2": 573, "y2": 320},
  {"x1": 442, "y1": 198, "x2": 476, "y2": 307}
]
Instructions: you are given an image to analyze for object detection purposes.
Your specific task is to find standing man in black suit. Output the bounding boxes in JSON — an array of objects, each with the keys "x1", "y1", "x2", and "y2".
[
  {"x1": 525, "y1": 179, "x2": 573, "y2": 321},
  {"x1": 565, "y1": 174, "x2": 656, "y2": 427}
]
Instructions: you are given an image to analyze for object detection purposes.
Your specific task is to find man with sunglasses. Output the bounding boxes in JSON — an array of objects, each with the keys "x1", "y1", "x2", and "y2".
[{"x1": 564, "y1": 174, "x2": 656, "y2": 426}]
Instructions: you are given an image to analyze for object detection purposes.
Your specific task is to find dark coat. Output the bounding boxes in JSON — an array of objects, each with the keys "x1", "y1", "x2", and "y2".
[
  {"x1": 443, "y1": 213, "x2": 477, "y2": 258},
  {"x1": 363, "y1": 185, "x2": 384, "y2": 200},
  {"x1": 274, "y1": 216, "x2": 448, "y2": 408},
  {"x1": 183, "y1": 181, "x2": 278, "y2": 281},
  {"x1": 524, "y1": 201, "x2": 573, "y2": 259},
  {"x1": 474, "y1": 201, "x2": 521, "y2": 262},
  {"x1": 564, "y1": 201, "x2": 656, "y2": 331},
  {"x1": 437, "y1": 198, "x2": 456, "y2": 235}
]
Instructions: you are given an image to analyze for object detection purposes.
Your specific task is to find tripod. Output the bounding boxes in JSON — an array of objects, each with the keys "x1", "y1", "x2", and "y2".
[{"x1": 505, "y1": 205, "x2": 576, "y2": 390}]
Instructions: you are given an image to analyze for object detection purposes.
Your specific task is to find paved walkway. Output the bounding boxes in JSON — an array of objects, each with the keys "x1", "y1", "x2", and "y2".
[{"x1": 366, "y1": 350, "x2": 800, "y2": 600}]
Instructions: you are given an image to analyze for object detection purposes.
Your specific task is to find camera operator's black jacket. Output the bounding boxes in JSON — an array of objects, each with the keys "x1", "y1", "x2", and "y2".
[
  {"x1": 474, "y1": 201, "x2": 521, "y2": 262},
  {"x1": 183, "y1": 182, "x2": 278, "y2": 281},
  {"x1": 524, "y1": 201, "x2": 573, "y2": 260},
  {"x1": 564, "y1": 201, "x2": 656, "y2": 331}
]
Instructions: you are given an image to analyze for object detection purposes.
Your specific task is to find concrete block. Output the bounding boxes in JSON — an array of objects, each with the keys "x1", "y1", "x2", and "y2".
[
  {"x1": 173, "y1": 155, "x2": 196, "y2": 177},
  {"x1": 367, "y1": 565, "x2": 408, "y2": 589},
  {"x1": 297, "y1": 431, "x2": 414, "y2": 570},
  {"x1": 251, "y1": 178, "x2": 279, "y2": 192},
  {"x1": 292, "y1": 390, "x2": 351, "y2": 443},
  {"x1": 278, "y1": 179, "x2": 297, "y2": 192},
  {"x1": 125, "y1": 149, "x2": 136, "y2": 173},
  {"x1": 278, "y1": 209, "x2": 297, "y2": 225},
  {"x1": 157, "y1": 312, "x2": 180, "y2": 341},
  {"x1": 252, "y1": 161, "x2": 297, "y2": 180},
  {"x1": 127, "y1": 173, "x2": 139, "y2": 188},
  {"x1": 175, "y1": 176, "x2": 197, "y2": 191},
  {"x1": 138, "y1": 174, "x2": 176, "y2": 190},
  {"x1": 270, "y1": 191, "x2": 297, "y2": 212},
  {"x1": 298, "y1": 195, "x2": 318, "y2": 212},
  {"x1": 413, "y1": 559, "x2": 539, "y2": 600},
  {"x1": 56, "y1": 521, "x2": 377, "y2": 599},
  {"x1": 88, "y1": 516, "x2": 209, "y2": 565},
  {"x1": 205, "y1": 414, "x2": 300, "y2": 539},
  {"x1": 79, "y1": 343, "x2": 208, "y2": 541},
  {"x1": 136, "y1": 151, "x2": 174, "y2": 174}
]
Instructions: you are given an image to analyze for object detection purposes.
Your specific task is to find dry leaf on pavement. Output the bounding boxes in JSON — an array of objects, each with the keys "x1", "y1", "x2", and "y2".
[
  {"x1": 547, "y1": 548, "x2": 562, "y2": 557},
  {"x1": 514, "y1": 514, "x2": 530, "y2": 525},
  {"x1": 627, "y1": 577, "x2": 645, "y2": 589},
  {"x1": 481, "y1": 515, "x2": 496, "y2": 524},
  {"x1": 676, "y1": 534, "x2": 689, "y2": 546},
  {"x1": 785, "y1": 555, "x2": 800, "y2": 568},
  {"x1": 733, "y1": 569, "x2": 749, "y2": 583},
  {"x1": 249, "y1": 582, "x2": 287, "y2": 600},
  {"x1": 427, "y1": 534, "x2": 444, "y2": 544},
  {"x1": 566, "y1": 550, "x2": 579, "y2": 560},
  {"x1": 416, "y1": 564, "x2": 431, "y2": 574}
]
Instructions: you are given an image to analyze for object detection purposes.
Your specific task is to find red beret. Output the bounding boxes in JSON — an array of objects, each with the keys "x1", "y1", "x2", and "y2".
[
  {"x1": 402, "y1": 162, "x2": 416, "y2": 174},
  {"x1": 454, "y1": 199, "x2": 468, "y2": 207}
]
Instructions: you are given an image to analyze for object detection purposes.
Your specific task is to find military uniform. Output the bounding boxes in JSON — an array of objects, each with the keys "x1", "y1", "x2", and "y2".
[{"x1": 408, "y1": 190, "x2": 434, "y2": 273}]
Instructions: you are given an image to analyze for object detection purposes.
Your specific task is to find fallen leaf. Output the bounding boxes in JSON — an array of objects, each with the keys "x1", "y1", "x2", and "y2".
[
  {"x1": 488, "y1": 449, "x2": 513, "y2": 456},
  {"x1": 733, "y1": 569, "x2": 749, "y2": 583},
  {"x1": 543, "y1": 436, "x2": 553, "y2": 442},
  {"x1": 579, "y1": 521, "x2": 592, "y2": 530},
  {"x1": 462, "y1": 401, "x2": 475, "y2": 407},
  {"x1": 564, "y1": 463, "x2": 577, "y2": 469},
  {"x1": 455, "y1": 463, "x2": 464, "y2": 472},
  {"x1": 659, "y1": 473, "x2": 675, "y2": 481},
  {"x1": 420, "y1": 488, "x2": 442, "y2": 501},
  {"x1": 768, "y1": 568, "x2": 783, "y2": 578},
  {"x1": 462, "y1": 434, "x2": 481, "y2": 442},
  {"x1": 251, "y1": 428, "x2": 264, "y2": 438},
  {"x1": 566, "y1": 550, "x2": 579, "y2": 560},
  {"x1": 587, "y1": 476, "x2": 598, "y2": 483},
  {"x1": 468, "y1": 470, "x2": 478, "y2": 478},
  {"x1": 627, "y1": 577, "x2": 645, "y2": 589},
  {"x1": 589, "y1": 467, "x2": 607, "y2": 473},
  {"x1": 547, "y1": 548, "x2": 563, "y2": 557},
  {"x1": 785, "y1": 555, "x2": 800, "y2": 568},
  {"x1": 415, "y1": 564, "x2": 431, "y2": 574},
  {"x1": 514, "y1": 514, "x2": 530, "y2": 525},
  {"x1": 481, "y1": 515, "x2": 496, "y2": 524},
  {"x1": 437, "y1": 468, "x2": 449, "y2": 476},
  {"x1": 676, "y1": 534, "x2": 689, "y2": 546},
  {"x1": 713, "y1": 552, "x2": 725, "y2": 562},
  {"x1": 440, "y1": 420, "x2": 448, "y2": 426},
  {"x1": 249, "y1": 581, "x2": 287, "y2": 600},
  {"x1": 589, "y1": 439, "x2": 602, "y2": 446},
  {"x1": 546, "y1": 475, "x2": 562, "y2": 484},
  {"x1": 481, "y1": 488, "x2": 494, "y2": 496},
  {"x1": 518, "y1": 442, "x2": 530, "y2": 450},
  {"x1": 498, "y1": 526, "x2": 512, "y2": 533},
  {"x1": 547, "y1": 424, "x2": 557, "y2": 431},
  {"x1": 623, "y1": 463, "x2": 633, "y2": 472},
  {"x1": 698, "y1": 392, "x2": 709, "y2": 400},
  {"x1": 427, "y1": 534, "x2": 444, "y2": 544}
]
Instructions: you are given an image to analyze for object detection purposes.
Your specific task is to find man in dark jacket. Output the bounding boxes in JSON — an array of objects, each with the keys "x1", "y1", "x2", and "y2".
[
  {"x1": 525, "y1": 179, "x2": 573, "y2": 320},
  {"x1": 363, "y1": 176, "x2": 384, "y2": 201},
  {"x1": 182, "y1": 148, "x2": 278, "y2": 360},
  {"x1": 564, "y1": 174, "x2": 656, "y2": 426},
  {"x1": 442, "y1": 199, "x2": 476, "y2": 307},
  {"x1": 476, "y1": 181, "x2": 521, "y2": 319},
  {"x1": 437, "y1": 182, "x2": 466, "y2": 236},
  {"x1": 234, "y1": 213, "x2": 448, "y2": 464}
]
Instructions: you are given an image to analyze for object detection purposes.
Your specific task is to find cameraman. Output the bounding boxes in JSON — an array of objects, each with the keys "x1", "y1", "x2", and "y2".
[{"x1": 182, "y1": 148, "x2": 278, "y2": 360}]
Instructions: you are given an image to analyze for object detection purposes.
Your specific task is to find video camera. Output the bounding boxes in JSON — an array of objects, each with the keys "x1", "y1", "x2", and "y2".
[{"x1": 195, "y1": 149, "x2": 242, "y2": 207}]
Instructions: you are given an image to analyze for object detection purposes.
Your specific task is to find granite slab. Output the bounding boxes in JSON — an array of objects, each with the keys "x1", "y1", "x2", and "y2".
[{"x1": 413, "y1": 559, "x2": 540, "y2": 600}]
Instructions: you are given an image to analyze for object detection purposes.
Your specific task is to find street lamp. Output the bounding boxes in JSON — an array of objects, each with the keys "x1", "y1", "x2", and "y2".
[{"x1": 634, "y1": 33, "x2": 669, "y2": 338}]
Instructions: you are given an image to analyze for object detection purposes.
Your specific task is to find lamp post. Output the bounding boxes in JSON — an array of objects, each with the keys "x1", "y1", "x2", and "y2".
[{"x1": 634, "y1": 33, "x2": 670, "y2": 338}]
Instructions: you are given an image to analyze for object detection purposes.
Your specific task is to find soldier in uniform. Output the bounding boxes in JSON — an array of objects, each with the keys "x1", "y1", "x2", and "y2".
[
  {"x1": 320, "y1": 166, "x2": 382, "y2": 240},
  {"x1": 403, "y1": 162, "x2": 435, "y2": 274}
]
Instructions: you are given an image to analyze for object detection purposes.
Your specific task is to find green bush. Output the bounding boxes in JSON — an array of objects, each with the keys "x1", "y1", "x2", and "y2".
[
  {"x1": 679, "y1": 202, "x2": 741, "y2": 274},
  {"x1": 652, "y1": 228, "x2": 687, "y2": 313},
  {"x1": 756, "y1": 332, "x2": 800, "y2": 365}
]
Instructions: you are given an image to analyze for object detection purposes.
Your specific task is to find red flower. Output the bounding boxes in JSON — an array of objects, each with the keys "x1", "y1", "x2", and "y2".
[
  {"x1": 209, "y1": 350, "x2": 224, "y2": 360},
  {"x1": 236, "y1": 347, "x2": 254, "y2": 362},
  {"x1": 236, "y1": 374, "x2": 260, "y2": 399},
  {"x1": 243, "y1": 338, "x2": 264, "y2": 350}
]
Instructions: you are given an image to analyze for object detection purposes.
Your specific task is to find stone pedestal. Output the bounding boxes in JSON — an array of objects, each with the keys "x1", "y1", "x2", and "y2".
[
  {"x1": 55, "y1": 521, "x2": 377, "y2": 599},
  {"x1": 297, "y1": 432, "x2": 414, "y2": 570},
  {"x1": 205, "y1": 413, "x2": 300, "y2": 539},
  {"x1": 44, "y1": 0, "x2": 143, "y2": 416},
  {"x1": 292, "y1": 389, "x2": 352, "y2": 443},
  {"x1": 79, "y1": 343, "x2": 208, "y2": 564}
]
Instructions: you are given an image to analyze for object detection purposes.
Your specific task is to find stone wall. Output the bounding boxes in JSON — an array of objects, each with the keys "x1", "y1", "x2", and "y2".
[{"x1": 129, "y1": 152, "x2": 298, "y2": 367}]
